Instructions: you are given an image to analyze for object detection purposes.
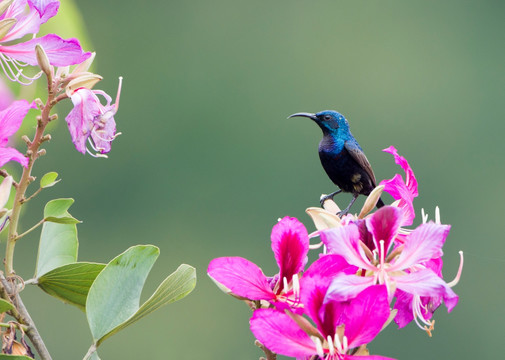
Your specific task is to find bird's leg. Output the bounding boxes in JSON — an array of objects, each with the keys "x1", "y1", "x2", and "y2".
[
  {"x1": 337, "y1": 194, "x2": 359, "y2": 217},
  {"x1": 319, "y1": 189, "x2": 342, "y2": 207}
]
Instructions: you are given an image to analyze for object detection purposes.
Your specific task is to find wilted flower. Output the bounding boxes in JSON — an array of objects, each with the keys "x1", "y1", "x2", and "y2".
[{"x1": 64, "y1": 77, "x2": 122, "y2": 157}]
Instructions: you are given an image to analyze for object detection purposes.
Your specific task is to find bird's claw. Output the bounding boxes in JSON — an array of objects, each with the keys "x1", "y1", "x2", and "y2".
[
  {"x1": 319, "y1": 190, "x2": 343, "y2": 207},
  {"x1": 336, "y1": 210, "x2": 348, "y2": 218},
  {"x1": 319, "y1": 194, "x2": 334, "y2": 207}
]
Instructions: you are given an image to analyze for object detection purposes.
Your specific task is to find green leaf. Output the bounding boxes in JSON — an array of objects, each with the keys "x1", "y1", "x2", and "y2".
[
  {"x1": 37, "y1": 262, "x2": 106, "y2": 311},
  {"x1": 86, "y1": 245, "x2": 159, "y2": 342},
  {"x1": 0, "y1": 298, "x2": 14, "y2": 313},
  {"x1": 44, "y1": 216, "x2": 80, "y2": 224},
  {"x1": 43, "y1": 198, "x2": 74, "y2": 217},
  {"x1": 98, "y1": 263, "x2": 196, "y2": 344},
  {"x1": 0, "y1": 355, "x2": 35, "y2": 360},
  {"x1": 86, "y1": 246, "x2": 196, "y2": 346},
  {"x1": 39, "y1": 172, "x2": 60, "y2": 188},
  {"x1": 35, "y1": 199, "x2": 79, "y2": 277}
]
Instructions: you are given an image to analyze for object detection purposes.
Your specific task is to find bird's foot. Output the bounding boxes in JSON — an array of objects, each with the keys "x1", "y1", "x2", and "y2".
[
  {"x1": 319, "y1": 190, "x2": 342, "y2": 207},
  {"x1": 336, "y1": 194, "x2": 359, "y2": 218},
  {"x1": 336, "y1": 210, "x2": 348, "y2": 218}
]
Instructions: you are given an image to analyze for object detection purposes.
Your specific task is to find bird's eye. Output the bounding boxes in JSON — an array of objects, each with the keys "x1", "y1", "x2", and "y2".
[{"x1": 324, "y1": 115, "x2": 331, "y2": 121}]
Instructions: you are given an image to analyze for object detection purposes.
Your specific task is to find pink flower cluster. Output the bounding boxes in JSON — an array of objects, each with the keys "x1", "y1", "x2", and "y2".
[
  {"x1": 208, "y1": 147, "x2": 463, "y2": 359},
  {"x1": 0, "y1": 0, "x2": 90, "y2": 84},
  {"x1": 0, "y1": 0, "x2": 122, "y2": 161}
]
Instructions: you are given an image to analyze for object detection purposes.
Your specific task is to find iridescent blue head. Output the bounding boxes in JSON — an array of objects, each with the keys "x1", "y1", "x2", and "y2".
[{"x1": 288, "y1": 110, "x2": 350, "y2": 136}]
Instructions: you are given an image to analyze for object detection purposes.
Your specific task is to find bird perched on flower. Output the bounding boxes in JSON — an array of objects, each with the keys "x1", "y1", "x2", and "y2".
[{"x1": 289, "y1": 110, "x2": 384, "y2": 215}]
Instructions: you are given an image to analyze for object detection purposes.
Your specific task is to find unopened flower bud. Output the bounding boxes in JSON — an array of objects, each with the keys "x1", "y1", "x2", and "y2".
[
  {"x1": 0, "y1": 0, "x2": 13, "y2": 17},
  {"x1": 21, "y1": 135, "x2": 31, "y2": 145},
  {"x1": 65, "y1": 73, "x2": 103, "y2": 97},
  {"x1": 0, "y1": 17, "x2": 16, "y2": 40},
  {"x1": 0, "y1": 175, "x2": 13, "y2": 209},
  {"x1": 35, "y1": 44, "x2": 53, "y2": 81}
]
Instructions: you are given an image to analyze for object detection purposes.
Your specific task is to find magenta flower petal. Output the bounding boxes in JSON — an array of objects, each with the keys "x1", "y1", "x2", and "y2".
[
  {"x1": 365, "y1": 206, "x2": 403, "y2": 252},
  {"x1": 379, "y1": 146, "x2": 418, "y2": 226},
  {"x1": 348, "y1": 356, "x2": 396, "y2": 360},
  {"x1": 392, "y1": 289, "x2": 415, "y2": 328},
  {"x1": 303, "y1": 254, "x2": 357, "y2": 279},
  {"x1": 394, "y1": 269, "x2": 458, "y2": 311},
  {"x1": 383, "y1": 146, "x2": 417, "y2": 196},
  {"x1": 28, "y1": 0, "x2": 59, "y2": 23},
  {"x1": 0, "y1": 100, "x2": 34, "y2": 143},
  {"x1": 0, "y1": 100, "x2": 35, "y2": 168},
  {"x1": 0, "y1": 78, "x2": 14, "y2": 111},
  {"x1": 0, "y1": 0, "x2": 42, "y2": 42},
  {"x1": 393, "y1": 288, "x2": 444, "y2": 329},
  {"x1": 0, "y1": 147, "x2": 28, "y2": 168},
  {"x1": 390, "y1": 222, "x2": 450, "y2": 271},
  {"x1": 271, "y1": 216, "x2": 309, "y2": 289},
  {"x1": 326, "y1": 273, "x2": 376, "y2": 302},
  {"x1": 320, "y1": 224, "x2": 373, "y2": 271},
  {"x1": 342, "y1": 285, "x2": 390, "y2": 348},
  {"x1": 300, "y1": 275, "x2": 346, "y2": 339},
  {"x1": 65, "y1": 88, "x2": 97, "y2": 153},
  {"x1": 0, "y1": 34, "x2": 91, "y2": 66},
  {"x1": 65, "y1": 87, "x2": 120, "y2": 155},
  {"x1": 250, "y1": 308, "x2": 316, "y2": 358},
  {"x1": 207, "y1": 257, "x2": 275, "y2": 301}
]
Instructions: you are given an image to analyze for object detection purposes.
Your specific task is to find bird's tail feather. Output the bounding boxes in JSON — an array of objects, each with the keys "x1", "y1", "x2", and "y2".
[{"x1": 376, "y1": 198, "x2": 385, "y2": 209}]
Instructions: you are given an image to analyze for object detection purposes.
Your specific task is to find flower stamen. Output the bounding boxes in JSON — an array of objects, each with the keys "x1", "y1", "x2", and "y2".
[
  {"x1": 311, "y1": 336, "x2": 324, "y2": 358},
  {"x1": 447, "y1": 251, "x2": 464, "y2": 288},
  {"x1": 327, "y1": 335, "x2": 335, "y2": 355}
]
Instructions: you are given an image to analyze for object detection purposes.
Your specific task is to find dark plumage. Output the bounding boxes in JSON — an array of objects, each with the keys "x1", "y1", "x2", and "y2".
[{"x1": 289, "y1": 110, "x2": 384, "y2": 215}]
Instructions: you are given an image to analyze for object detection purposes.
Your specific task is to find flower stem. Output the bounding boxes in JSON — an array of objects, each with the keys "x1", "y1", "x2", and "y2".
[
  {"x1": 5, "y1": 98, "x2": 53, "y2": 276},
  {"x1": 3, "y1": 78, "x2": 58, "y2": 360}
]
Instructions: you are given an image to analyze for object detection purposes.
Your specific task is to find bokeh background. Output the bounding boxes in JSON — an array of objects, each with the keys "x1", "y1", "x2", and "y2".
[{"x1": 5, "y1": 0, "x2": 505, "y2": 359}]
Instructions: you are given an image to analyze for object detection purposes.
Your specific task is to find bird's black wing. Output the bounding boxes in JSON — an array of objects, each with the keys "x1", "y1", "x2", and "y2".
[{"x1": 344, "y1": 140, "x2": 377, "y2": 187}]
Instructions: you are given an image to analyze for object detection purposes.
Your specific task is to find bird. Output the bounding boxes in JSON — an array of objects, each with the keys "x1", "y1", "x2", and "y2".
[{"x1": 288, "y1": 110, "x2": 384, "y2": 215}]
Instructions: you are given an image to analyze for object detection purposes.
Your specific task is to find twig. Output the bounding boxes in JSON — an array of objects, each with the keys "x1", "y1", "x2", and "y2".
[
  {"x1": 21, "y1": 187, "x2": 43, "y2": 204},
  {"x1": 0, "y1": 274, "x2": 52, "y2": 359},
  {"x1": 15, "y1": 219, "x2": 45, "y2": 241},
  {"x1": 255, "y1": 340, "x2": 277, "y2": 360},
  {"x1": 0, "y1": 321, "x2": 29, "y2": 332},
  {"x1": 82, "y1": 343, "x2": 97, "y2": 360}
]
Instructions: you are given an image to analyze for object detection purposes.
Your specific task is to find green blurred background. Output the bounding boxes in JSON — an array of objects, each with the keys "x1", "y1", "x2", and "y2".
[{"x1": 7, "y1": 0, "x2": 505, "y2": 358}]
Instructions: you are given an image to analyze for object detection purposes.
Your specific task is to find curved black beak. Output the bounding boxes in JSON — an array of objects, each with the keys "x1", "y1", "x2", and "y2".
[{"x1": 287, "y1": 112, "x2": 317, "y2": 120}]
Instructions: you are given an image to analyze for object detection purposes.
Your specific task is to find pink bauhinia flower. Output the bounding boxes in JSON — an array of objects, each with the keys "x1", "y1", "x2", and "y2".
[
  {"x1": 64, "y1": 77, "x2": 122, "y2": 156},
  {"x1": 0, "y1": 99, "x2": 35, "y2": 167},
  {"x1": 250, "y1": 283, "x2": 394, "y2": 360},
  {"x1": 321, "y1": 205, "x2": 462, "y2": 332},
  {"x1": 379, "y1": 146, "x2": 418, "y2": 226},
  {"x1": 0, "y1": 0, "x2": 90, "y2": 84},
  {"x1": 208, "y1": 216, "x2": 310, "y2": 310},
  {"x1": 208, "y1": 217, "x2": 354, "y2": 312}
]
